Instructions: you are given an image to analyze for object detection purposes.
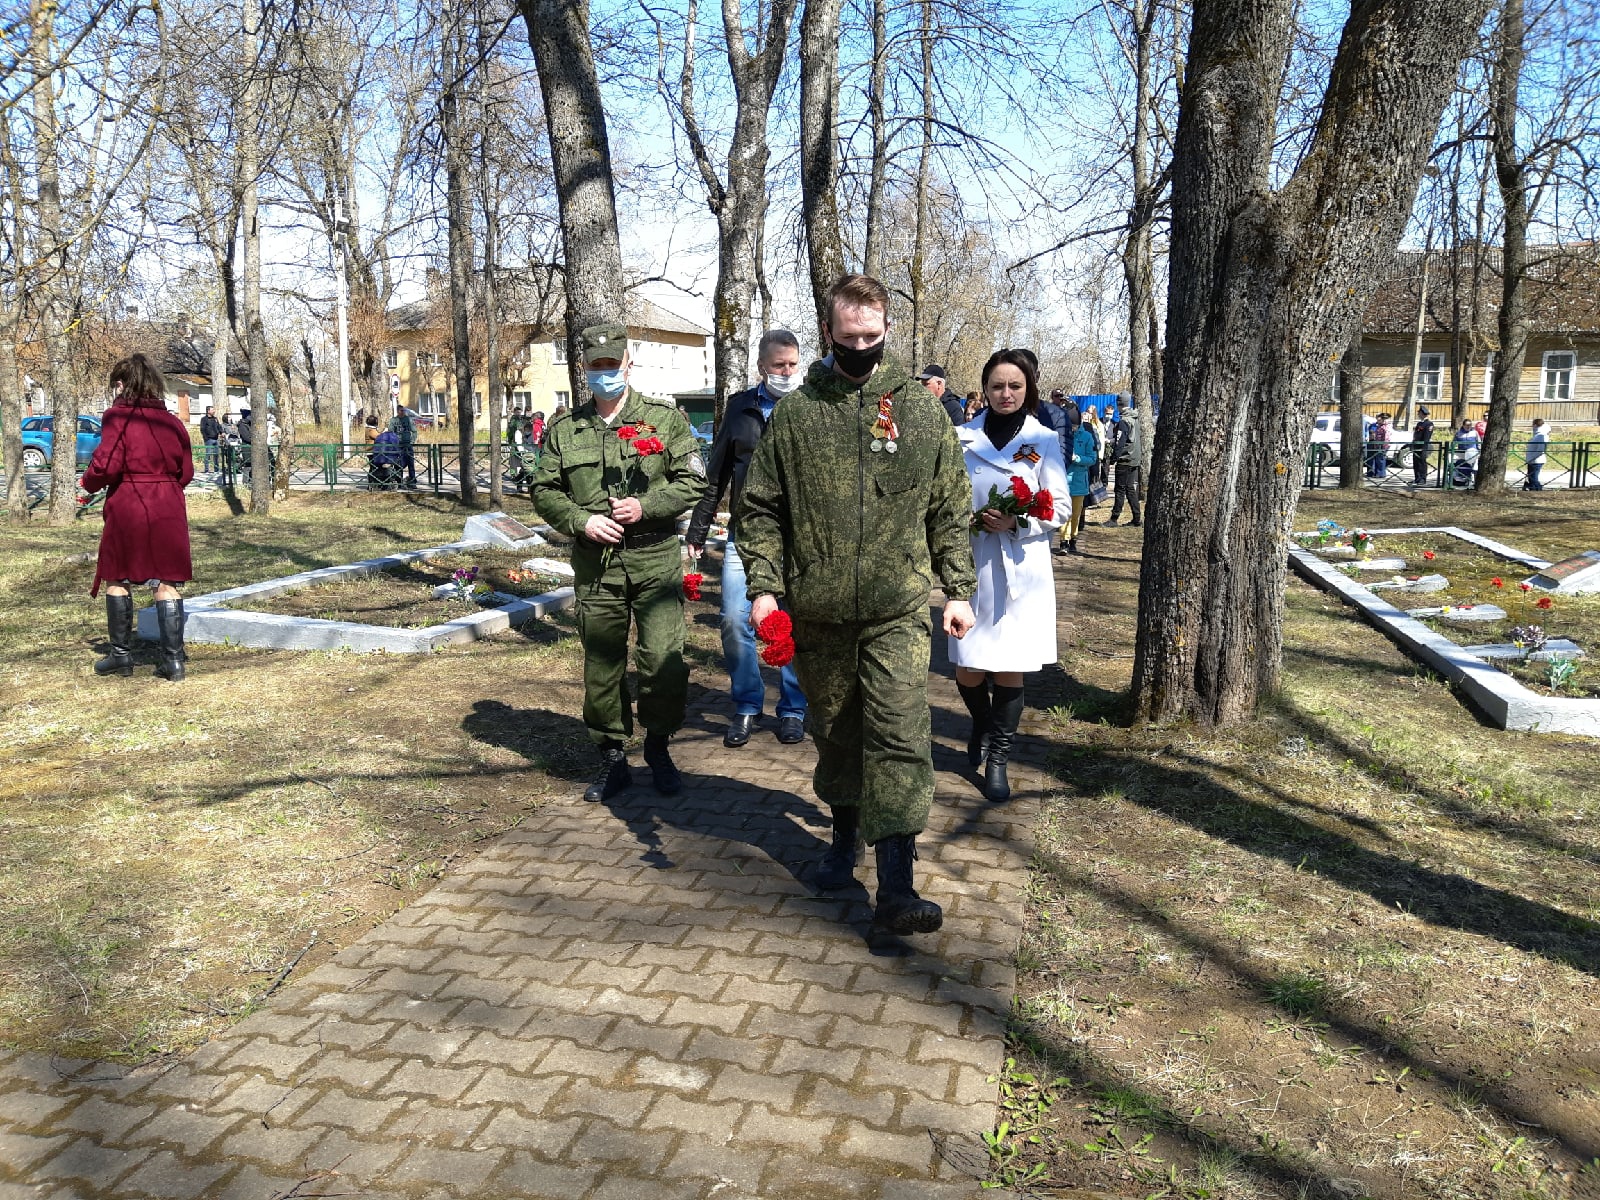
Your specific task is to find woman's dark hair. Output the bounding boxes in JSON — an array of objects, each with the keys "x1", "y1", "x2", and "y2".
[
  {"x1": 980, "y1": 350, "x2": 1039, "y2": 414},
  {"x1": 109, "y1": 353, "x2": 167, "y2": 408},
  {"x1": 367, "y1": 414, "x2": 379, "y2": 426}
]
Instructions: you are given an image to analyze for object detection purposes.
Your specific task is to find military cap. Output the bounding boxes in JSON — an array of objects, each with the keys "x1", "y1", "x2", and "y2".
[{"x1": 579, "y1": 322, "x2": 629, "y2": 366}]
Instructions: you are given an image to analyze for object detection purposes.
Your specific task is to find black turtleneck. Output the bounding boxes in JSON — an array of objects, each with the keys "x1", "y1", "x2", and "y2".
[{"x1": 983, "y1": 406, "x2": 1027, "y2": 452}]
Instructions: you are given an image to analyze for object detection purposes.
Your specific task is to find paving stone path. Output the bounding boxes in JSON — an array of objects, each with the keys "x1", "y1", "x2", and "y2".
[{"x1": 1, "y1": 616, "x2": 1046, "y2": 1200}]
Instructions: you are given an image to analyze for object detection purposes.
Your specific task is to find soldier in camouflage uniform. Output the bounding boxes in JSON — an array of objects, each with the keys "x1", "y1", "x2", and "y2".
[
  {"x1": 532, "y1": 322, "x2": 706, "y2": 802},
  {"x1": 737, "y1": 275, "x2": 977, "y2": 935}
]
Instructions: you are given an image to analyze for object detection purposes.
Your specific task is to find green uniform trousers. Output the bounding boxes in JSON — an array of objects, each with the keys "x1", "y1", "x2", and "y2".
[
  {"x1": 575, "y1": 543, "x2": 689, "y2": 746},
  {"x1": 793, "y1": 608, "x2": 934, "y2": 846}
]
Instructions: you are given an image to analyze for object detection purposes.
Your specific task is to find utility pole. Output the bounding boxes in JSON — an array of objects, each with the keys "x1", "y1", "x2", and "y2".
[{"x1": 333, "y1": 190, "x2": 353, "y2": 448}]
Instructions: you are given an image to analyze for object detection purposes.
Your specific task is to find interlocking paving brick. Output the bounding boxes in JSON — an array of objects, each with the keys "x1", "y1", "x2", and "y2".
[
  {"x1": 388, "y1": 1099, "x2": 494, "y2": 1145},
  {"x1": 381, "y1": 1060, "x2": 483, "y2": 1102},
  {"x1": 735, "y1": 1105, "x2": 838, "y2": 1148},
  {"x1": 219, "y1": 1119, "x2": 322, "y2": 1164},
  {"x1": 485, "y1": 1149, "x2": 601, "y2": 1197},
  {"x1": 0, "y1": 1131, "x2": 70, "y2": 1173},
  {"x1": 116, "y1": 1150, "x2": 231, "y2": 1198},
  {"x1": 126, "y1": 1105, "x2": 243, "y2": 1156},
  {"x1": 707, "y1": 1063, "x2": 802, "y2": 1110},
  {"x1": 661, "y1": 1134, "x2": 773, "y2": 1192},
  {"x1": 299, "y1": 1127, "x2": 406, "y2": 1181},
  {"x1": 289, "y1": 1087, "x2": 405, "y2": 1132},
  {"x1": 51, "y1": 1095, "x2": 156, "y2": 1143},
  {"x1": 387, "y1": 1142, "x2": 505, "y2": 1191},
  {"x1": 473, "y1": 1110, "x2": 585, "y2": 1155},
  {"x1": 33, "y1": 1137, "x2": 145, "y2": 1190},
  {"x1": 568, "y1": 1117, "x2": 676, "y2": 1173},
  {"x1": 840, "y1": 1120, "x2": 937, "y2": 1172}
]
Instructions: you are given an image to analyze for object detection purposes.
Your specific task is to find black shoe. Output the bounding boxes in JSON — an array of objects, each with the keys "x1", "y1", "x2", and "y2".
[
  {"x1": 956, "y1": 679, "x2": 991, "y2": 769},
  {"x1": 1130, "y1": 516, "x2": 1142, "y2": 526},
  {"x1": 1105, "y1": 517, "x2": 1121, "y2": 526},
  {"x1": 776, "y1": 716, "x2": 806, "y2": 744},
  {"x1": 724, "y1": 713, "x2": 758, "y2": 748},
  {"x1": 815, "y1": 806, "x2": 860, "y2": 890},
  {"x1": 584, "y1": 747, "x2": 630, "y2": 802},
  {"x1": 1068, "y1": 537, "x2": 1081, "y2": 555},
  {"x1": 643, "y1": 733, "x2": 682, "y2": 795},
  {"x1": 94, "y1": 594, "x2": 135, "y2": 677},
  {"x1": 871, "y1": 835, "x2": 942, "y2": 934},
  {"x1": 984, "y1": 685, "x2": 1025, "y2": 802},
  {"x1": 153, "y1": 598, "x2": 187, "y2": 682}
]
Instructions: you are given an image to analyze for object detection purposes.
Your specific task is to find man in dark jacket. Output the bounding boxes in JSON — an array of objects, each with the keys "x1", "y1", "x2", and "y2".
[
  {"x1": 739, "y1": 275, "x2": 977, "y2": 935},
  {"x1": 1411, "y1": 406, "x2": 1434, "y2": 487},
  {"x1": 916, "y1": 363, "x2": 967, "y2": 425},
  {"x1": 199, "y1": 406, "x2": 223, "y2": 474},
  {"x1": 1107, "y1": 407, "x2": 1143, "y2": 526},
  {"x1": 687, "y1": 330, "x2": 809, "y2": 748}
]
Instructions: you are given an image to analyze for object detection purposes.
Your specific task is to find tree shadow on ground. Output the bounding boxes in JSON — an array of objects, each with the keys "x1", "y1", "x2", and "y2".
[{"x1": 460, "y1": 698, "x2": 601, "y2": 782}]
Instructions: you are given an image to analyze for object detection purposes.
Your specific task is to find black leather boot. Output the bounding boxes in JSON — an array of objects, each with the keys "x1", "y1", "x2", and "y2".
[
  {"x1": 584, "y1": 745, "x2": 630, "y2": 802},
  {"x1": 643, "y1": 733, "x2": 682, "y2": 795},
  {"x1": 871, "y1": 835, "x2": 943, "y2": 934},
  {"x1": 94, "y1": 594, "x2": 135, "y2": 677},
  {"x1": 814, "y1": 805, "x2": 860, "y2": 890},
  {"x1": 153, "y1": 598, "x2": 187, "y2": 681},
  {"x1": 956, "y1": 679, "x2": 991, "y2": 769},
  {"x1": 984, "y1": 685, "x2": 1025, "y2": 802}
]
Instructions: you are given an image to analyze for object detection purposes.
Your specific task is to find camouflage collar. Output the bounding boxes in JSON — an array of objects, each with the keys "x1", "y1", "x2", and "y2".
[{"x1": 800, "y1": 356, "x2": 914, "y2": 403}]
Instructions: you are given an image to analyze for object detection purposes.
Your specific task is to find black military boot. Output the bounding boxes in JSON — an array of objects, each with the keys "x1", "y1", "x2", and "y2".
[
  {"x1": 871, "y1": 835, "x2": 943, "y2": 934},
  {"x1": 643, "y1": 733, "x2": 682, "y2": 795},
  {"x1": 584, "y1": 745, "x2": 630, "y2": 802},
  {"x1": 153, "y1": 599, "x2": 187, "y2": 682},
  {"x1": 956, "y1": 679, "x2": 991, "y2": 769},
  {"x1": 94, "y1": 594, "x2": 135, "y2": 677},
  {"x1": 984, "y1": 685, "x2": 1025, "y2": 802},
  {"x1": 814, "y1": 806, "x2": 860, "y2": 890}
]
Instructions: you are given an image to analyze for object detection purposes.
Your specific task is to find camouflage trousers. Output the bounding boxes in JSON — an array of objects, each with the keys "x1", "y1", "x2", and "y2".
[
  {"x1": 574, "y1": 545, "x2": 688, "y2": 746},
  {"x1": 792, "y1": 608, "x2": 934, "y2": 845}
]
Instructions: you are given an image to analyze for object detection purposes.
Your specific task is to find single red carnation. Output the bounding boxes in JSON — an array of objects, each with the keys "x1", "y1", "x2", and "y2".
[
  {"x1": 1535, "y1": 595, "x2": 1553, "y2": 610},
  {"x1": 759, "y1": 636, "x2": 795, "y2": 667},
  {"x1": 756, "y1": 610, "x2": 793, "y2": 643},
  {"x1": 1491, "y1": 577, "x2": 1504, "y2": 588},
  {"x1": 1009, "y1": 475, "x2": 1032, "y2": 505},
  {"x1": 617, "y1": 424, "x2": 638, "y2": 439},
  {"x1": 1026, "y1": 490, "x2": 1054, "y2": 521},
  {"x1": 1423, "y1": 550, "x2": 1436, "y2": 561},
  {"x1": 1520, "y1": 581, "x2": 1533, "y2": 592}
]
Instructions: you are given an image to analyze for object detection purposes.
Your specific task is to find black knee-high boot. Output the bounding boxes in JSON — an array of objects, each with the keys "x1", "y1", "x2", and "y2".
[
  {"x1": 94, "y1": 594, "x2": 135, "y2": 676},
  {"x1": 154, "y1": 599, "x2": 187, "y2": 682},
  {"x1": 984, "y1": 685, "x2": 1025, "y2": 802},
  {"x1": 956, "y1": 679, "x2": 992, "y2": 769}
]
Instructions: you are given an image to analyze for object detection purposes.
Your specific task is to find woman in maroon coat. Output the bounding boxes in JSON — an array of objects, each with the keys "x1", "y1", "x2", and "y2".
[{"x1": 80, "y1": 354, "x2": 195, "y2": 680}]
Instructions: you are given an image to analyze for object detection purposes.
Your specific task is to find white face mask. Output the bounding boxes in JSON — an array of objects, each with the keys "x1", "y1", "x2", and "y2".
[{"x1": 764, "y1": 373, "x2": 799, "y2": 397}]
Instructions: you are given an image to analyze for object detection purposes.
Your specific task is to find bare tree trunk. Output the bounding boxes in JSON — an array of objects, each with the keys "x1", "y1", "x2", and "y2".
[
  {"x1": 241, "y1": 0, "x2": 271, "y2": 514},
  {"x1": 33, "y1": 0, "x2": 78, "y2": 526},
  {"x1": 301, "y1": 337, "x2": 323, "y2": 426},
  {"x1": 908, "y1": 0, "x2": 935, "y2": 366},
  {"x1": 479, "y1": 2, "x2": 504, "y2": 510},
  {"x1": 1131, "y1": 0, "x2": 1490, "y2": 727},
  {"x1": 272, "y1": 358, "x2": 295, "y2": 493},
  {"x1": 1122, "y1": 0, "x2": 1158, "y2": 482},
  {"x1": 1338, "y1": 334, "x2": 1364, "y2": 489},
  {"x1": 1480, "y1": 0, "x2": 1526, "y2": 496},
  {"x1": 862, "y1": 0, "x2": 888, "y2": 279},
  {"x1": 1143, "y1": 303, "x2": 1161, "y2": 479},
  {"x1": 678, "y1": 0, "x2": 799, "y2": 421},
  {"x1": 1459, "y1": 164, "x2": 1490, "y2": 429},
  {"x1": 1, "y1": 330, "x2": 24, "y2": 521},
  {"x1": 517, "y1": 0, "x2": 626, "y2": 395},
  {"x1": 443, "y1": 0, "x2": 478, "y2": 505},
  {"x1": 798, "y1": 0, "x2": 844, "y2": 332},
  {"x1": 211, "y1": 304, "x2": 230, "y2": 427}
]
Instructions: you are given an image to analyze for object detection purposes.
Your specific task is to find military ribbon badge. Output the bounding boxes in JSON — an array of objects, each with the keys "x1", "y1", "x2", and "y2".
[
  {"x1": 1012, "y1": 444, "x2": 1042, "y2": 465},
  {"x1": 869, "y1": 393, "x2": 899, "y2": 454}
]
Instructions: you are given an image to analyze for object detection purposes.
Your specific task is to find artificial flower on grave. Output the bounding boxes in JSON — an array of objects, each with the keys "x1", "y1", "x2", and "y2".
[
  {"x1": 1352, "y1": 529, "x2": 1374, "y2": 557},
  {"x1": 1535, "y1": 596, "x2": 1554, "y2": 611},
  {"x1": 1519, "y1": 581, "x2": 1533, "y2": 593},
  {"x1": 682, "y1": 572, "x2": 703, "y2": 601},
  {"x1": 1509, "y1": 624, "x2": 1548, "y2": 657},
  {"x1": 1491, "y1": 577, "x2": 1504, "y2": 588},
  {"x1": 1423, "y1": 550, "x2": 1436, "y2": 561}
]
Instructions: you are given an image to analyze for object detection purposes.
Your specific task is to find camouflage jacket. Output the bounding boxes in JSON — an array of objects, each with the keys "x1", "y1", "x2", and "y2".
[
  {"x1": 531, "y1": 390, "x2": 704, "y2": 571},
  {"x1": 735, "y1": 356, "x2": 976, "y2": 621}
]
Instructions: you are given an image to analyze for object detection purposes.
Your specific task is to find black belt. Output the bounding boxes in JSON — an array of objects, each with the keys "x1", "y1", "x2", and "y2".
[{"x1": 589, "y1": 527, "x2": 675, "y2": 550}]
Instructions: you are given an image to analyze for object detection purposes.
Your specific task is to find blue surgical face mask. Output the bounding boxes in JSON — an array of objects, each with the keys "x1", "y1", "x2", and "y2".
[{"x1": 586, "y1": 367, "x2": 627, "y2": 400}]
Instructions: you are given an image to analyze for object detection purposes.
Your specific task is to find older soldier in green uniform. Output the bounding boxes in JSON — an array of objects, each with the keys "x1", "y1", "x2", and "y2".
[
  {"x1": 737, "y1": 274, "x2": 977, "y2": 935},
  {"x1": 532, "y1": 321, "x2": 705, "y2": 801}
]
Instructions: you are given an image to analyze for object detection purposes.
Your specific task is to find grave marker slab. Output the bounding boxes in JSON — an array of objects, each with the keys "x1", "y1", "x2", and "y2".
[
  {"x1": 1462, "y1": 639, "x2": 1584, "y2": 662},
  {"x1": 1353, "y1": 557, "x2": 1407, "y2": 571},
  {"x1": 1410, "y1": 603, "x2": 1507, "y2": 623},
  {"x1": 1368, "y1": 573, "x2": 1449, "y2": 594},
  {"x1": 463, "y1": 511, "x2": 547, "y2": 549},
  {"x1": 1525, "y1": 550, "x2": 1600, "y2": 595},
  {"x1": 522, "y1": 557, "x2": 576, "y2": 578}
]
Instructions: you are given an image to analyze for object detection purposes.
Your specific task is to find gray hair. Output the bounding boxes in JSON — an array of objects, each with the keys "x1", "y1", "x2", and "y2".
[{"x1": 757, "y1": 328, "x2": 800, "y2": 362}]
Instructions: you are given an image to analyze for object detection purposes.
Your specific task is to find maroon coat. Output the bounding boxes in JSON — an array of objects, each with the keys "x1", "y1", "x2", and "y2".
[{"x1": 81, "y1": 403, "x2": 195, "y2": 595}]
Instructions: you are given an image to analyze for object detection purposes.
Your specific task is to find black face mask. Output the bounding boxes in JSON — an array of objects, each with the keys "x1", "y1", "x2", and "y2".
[{"x1": 828, "y1": 331, "x2": 886, "y2": 379}]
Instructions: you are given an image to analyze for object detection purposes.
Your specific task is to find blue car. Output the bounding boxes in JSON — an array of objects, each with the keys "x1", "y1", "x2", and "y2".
[
  {"x1": 20, "y1": 414, "x2": 102, "y2": 471},
  {"x1": 692, "y1": 420, "x2": 715, "y2": 447}
]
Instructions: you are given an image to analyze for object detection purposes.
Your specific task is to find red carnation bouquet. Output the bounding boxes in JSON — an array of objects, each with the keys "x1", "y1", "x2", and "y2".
[
  {"x1": 756, "y1": 609, "x2": 795, "y2": 667},
  {"x1": 970, "y1": 475, "x2": 1054, "y2": 530},
  {"x1": 682, "y1": 572, "x2": 703, "y2": 601}
]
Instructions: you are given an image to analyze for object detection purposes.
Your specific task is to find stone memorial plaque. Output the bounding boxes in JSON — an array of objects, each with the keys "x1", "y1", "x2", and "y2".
[
  {"x1": 464, "y1": 511, "x2": 547, "y2": 549},
  {"x1": 1354, "y1": 557, "x2": 1407, "y2": 571},
  {"x1": 521, "y1": 557, "x2": 576, "y2": 578},
  {"x1": 1410, "y1": 603, "x2": 1507, "y2": 623},
  {"x1": 1369, "y1": 573, "x2": 1448, "y2": 594},
  {"x1": 1462, "y1": 639, "x2": 1584, "y2": 662},
  {"x1": 1525, "y1": 550, "x2": 1600, "y2": 594}
]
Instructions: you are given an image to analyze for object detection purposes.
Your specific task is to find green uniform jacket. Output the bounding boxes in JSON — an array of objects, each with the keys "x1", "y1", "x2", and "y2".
[
  {"x1": 531, "y1": 390, "x2": 703, "y2": 578},
  {"x1": 736, "y1": 357, "x2": 977, "y2": 621}
]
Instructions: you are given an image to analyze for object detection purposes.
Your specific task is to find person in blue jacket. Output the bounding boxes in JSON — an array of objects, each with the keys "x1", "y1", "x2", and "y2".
[{"x1": 1060, "y1": 422, "x2": 1098, "y2": 556}]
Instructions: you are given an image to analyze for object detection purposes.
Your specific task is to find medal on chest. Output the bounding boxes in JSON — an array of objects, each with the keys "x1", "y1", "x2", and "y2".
[{"x1": 869, "y1": 393, "x2": 898, "y2": 454}]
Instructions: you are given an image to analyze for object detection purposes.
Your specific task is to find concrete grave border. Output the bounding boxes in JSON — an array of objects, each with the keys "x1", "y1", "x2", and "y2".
[
  {"x1": 1289, "y1": 525, "x2": 1600, "y2": 736},
  {"x1": 137, "y1": 536, "x2": 576, "y2": 654}
]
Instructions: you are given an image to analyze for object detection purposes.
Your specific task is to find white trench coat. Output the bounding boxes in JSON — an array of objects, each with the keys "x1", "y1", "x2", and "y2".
[{"x1": 948, "y1": 413, "x2": 1069, "y2": 673}]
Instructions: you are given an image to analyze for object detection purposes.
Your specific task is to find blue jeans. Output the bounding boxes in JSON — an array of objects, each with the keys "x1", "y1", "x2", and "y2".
[
  {"x1": 721, "y1": 541, "x2": 806, "y2": 719},
  {"x1": 203, "y1": 440, "x2": 220, "y2": 472}
]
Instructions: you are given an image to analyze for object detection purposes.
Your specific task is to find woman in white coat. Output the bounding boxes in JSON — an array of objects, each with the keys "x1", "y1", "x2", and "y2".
[{"x1": 951, "y1": 350, "x2": 1070, "y2": 801}]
